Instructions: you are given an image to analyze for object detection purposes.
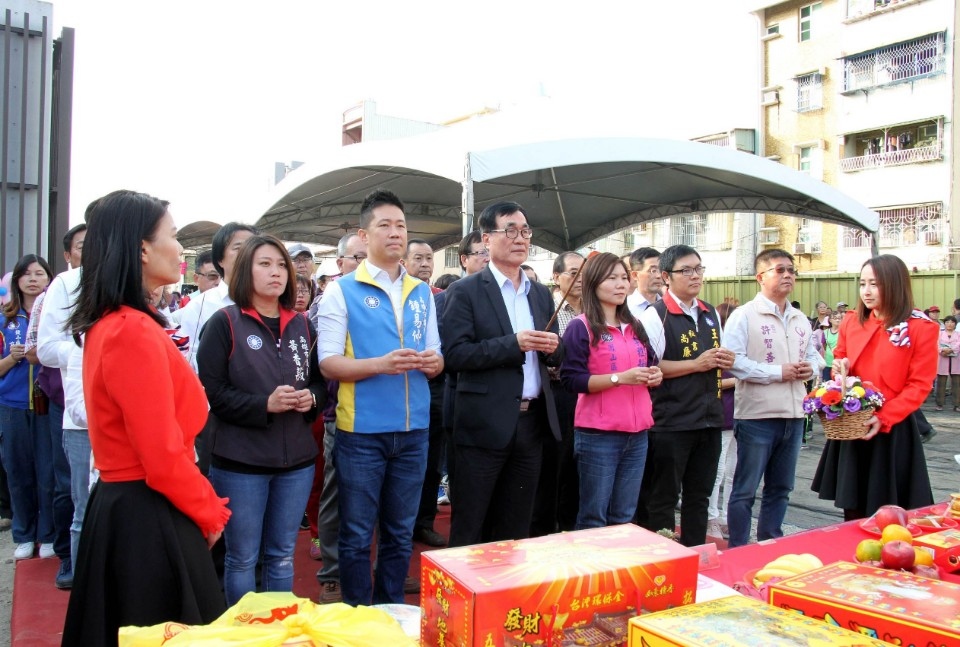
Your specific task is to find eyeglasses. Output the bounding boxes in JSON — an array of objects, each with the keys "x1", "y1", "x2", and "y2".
[
  {"x1": 558, "y1": 269, "x2": 581, "y2": 278},
  {"x1": 464, "y1": 250, "x2": 489, "y2": 257},
  {"x1": 338, "y1": 254, "x2": 367, "y2": 263},
  {"x1": 293, "y1": 257, "x2": 313, "y2": 265},
  {"x1": 196, "y1": 272, "x2": 220, "y2": 281},
  {"x1": 488, "y1": 227, "x2": 534, "y2": 239},
  {"x1": 667, "y1": 266, "x2": 706, "y2": 278},
  {"x1": 296, "y1": 288, "x2": 310, "y2": 296},
  {"x1": 633, "y1": 266, "x2": 660, "y2": 275},
  {"x1": 761, "y1": 265, "x2": 799, "y2": 276}
]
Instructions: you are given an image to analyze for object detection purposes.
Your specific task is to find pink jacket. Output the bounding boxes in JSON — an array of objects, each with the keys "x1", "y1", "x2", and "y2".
[
  {"x1": 559, "y1": 315, "x2": 654, "y2": 433},
  {"x1": 937, "y1": 329, "x2": 960, "y2": 375}
]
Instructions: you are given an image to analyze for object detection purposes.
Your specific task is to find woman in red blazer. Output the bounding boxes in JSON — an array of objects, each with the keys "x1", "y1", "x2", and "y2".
[{"x1": 812, "y1": 255, "x2": 937, "y2": 520}]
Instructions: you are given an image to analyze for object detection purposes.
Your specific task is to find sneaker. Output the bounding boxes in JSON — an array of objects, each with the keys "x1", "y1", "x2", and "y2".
[
  {"x1": 414, "y1": 527, "x2": 448, "y2": 547},
  {"x1": 309, "y1": 537, "x2": 322, "y2": 561},
  {"x1": 403, "y1": 575, "x2": 420, "y2": 594},
  {"x1": 38, "y1": 543, "x2": 56, "y2": 559},
  {"x1": 437, "y1": 475, "x2": 450, "y2": 505},
  {"x1": 318, "y1": 580, "x2": 342, "y2": 604},
  {"x1": 706, "y1": 519, "x2": 724, "y2": 539},
  {"x1": 55, "y1": 558, "x2": 73, "y2": 590},
  {"x1": 14, "y1": 542, "x2": 34, "y2": 560}
]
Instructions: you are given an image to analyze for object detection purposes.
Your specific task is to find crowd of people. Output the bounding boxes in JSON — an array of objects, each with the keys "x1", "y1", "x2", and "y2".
[{"x1": 0, "y1": 187, "x2": 946, "y2": 645}]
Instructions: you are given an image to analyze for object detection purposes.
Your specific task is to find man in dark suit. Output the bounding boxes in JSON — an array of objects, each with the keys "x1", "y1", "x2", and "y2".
[{"x1": 442, "y1": 201, "x2": 562, "y2": 547}]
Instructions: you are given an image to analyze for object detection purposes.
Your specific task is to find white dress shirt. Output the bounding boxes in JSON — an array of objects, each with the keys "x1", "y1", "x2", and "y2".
[{"x1": 488, "y1": 262, "x2": 541, "y2": 399}]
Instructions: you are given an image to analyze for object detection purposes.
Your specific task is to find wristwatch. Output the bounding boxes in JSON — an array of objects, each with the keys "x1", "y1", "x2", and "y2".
[{"x1": 610, "y1": 374, "x2": 621, "y2": 386}]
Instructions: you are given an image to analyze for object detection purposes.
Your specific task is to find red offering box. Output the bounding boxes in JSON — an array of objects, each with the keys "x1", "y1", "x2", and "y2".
[
  {"x1": 915, "y1": 527, "x2": 960, "y2": 555},
  {"x1": 420, "y1": 524, "x2": 698, "y2": 647},
  {"x1": 768, "y1": 561, "x2": 960, "y2": 647},
  {"x1": 628, "y1": 595, "x2": 895, "y2": 647}
]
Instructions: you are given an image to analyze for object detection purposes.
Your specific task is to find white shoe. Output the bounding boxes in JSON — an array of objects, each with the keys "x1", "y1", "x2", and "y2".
[
  {"x1": 706, "y1": 519, "x2": 724, "y2": 539},
  {"x1": 14, "y1": 542, "x2": 34, "y2": 560},
  {"x1": 38, "y1": 543, "x2": 55, "y2": 559}
]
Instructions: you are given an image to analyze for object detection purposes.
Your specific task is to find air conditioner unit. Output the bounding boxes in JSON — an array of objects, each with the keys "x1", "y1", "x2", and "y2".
[{"x1": 793, "y1": 242, "x2": 809, "y2": 255}]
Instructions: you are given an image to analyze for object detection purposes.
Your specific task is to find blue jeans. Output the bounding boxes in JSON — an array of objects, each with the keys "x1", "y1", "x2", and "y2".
[
  {"x1": 727, "y1": 418, "x2": 803, "y2": 547},
  {"x1": 49, "y1": 403, "x2": 74, "y2": 560},
  {"x1": 0, "y1": 404, "x2": 54, "y2": 544},
  {"x1": 210, "y1": 464, "x2": 315, "y2": 605},
  {"x1": 62, "y1": 428, "x2": 92, "y2": 567},
  {"x1": 335, "y1": 428, "x2": 427, "y2": 606},
  {"x1": 574, "y1": 429, "x2": 648, "y2": 530}
]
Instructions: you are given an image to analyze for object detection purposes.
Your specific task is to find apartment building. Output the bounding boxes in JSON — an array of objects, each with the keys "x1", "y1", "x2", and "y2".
[{"x1": 752, "y1": 0, "x2": 958, "y2": 271}]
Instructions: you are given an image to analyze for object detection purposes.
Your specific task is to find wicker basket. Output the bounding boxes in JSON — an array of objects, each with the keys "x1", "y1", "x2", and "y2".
[
  {"x1": 818, "y1": 407, "x2": 874, "y2": 440},
  {"x1": 817, "y1": 363, "x2": 873, "y2": 440}
]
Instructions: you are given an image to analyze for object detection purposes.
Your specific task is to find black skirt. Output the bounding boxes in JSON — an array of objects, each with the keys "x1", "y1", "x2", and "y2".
[
  {"x1": 811, "y1": 411, "x2": 933, "y2": 517},
  {"x1": 61, "y1": 481, "x2": 226, "y2": 647}
]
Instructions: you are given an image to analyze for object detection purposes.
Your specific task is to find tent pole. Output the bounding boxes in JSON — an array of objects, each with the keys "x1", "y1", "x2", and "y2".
[
  {"x1": 550, "y1": 168, "x2": 571, "y2": 250},
  {"x1": 462, "y1": 153, "x2": 474, "y2": 238}
]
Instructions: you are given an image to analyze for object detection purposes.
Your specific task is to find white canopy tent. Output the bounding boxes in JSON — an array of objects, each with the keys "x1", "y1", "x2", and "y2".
[{"x1": 253, "y1": 123, "x2": 878, "y2": 256}]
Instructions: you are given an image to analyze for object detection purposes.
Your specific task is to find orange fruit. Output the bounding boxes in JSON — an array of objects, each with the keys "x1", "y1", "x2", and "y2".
[
  {"x1": 881, "y1": 524, "x2": 913, "y2": 545},
  {"x1": 914, "y1": 547, "x2": 934, "y2": 566},
  {"x1": 856, "y1": 539, "x2": 883, "y2": 563}
]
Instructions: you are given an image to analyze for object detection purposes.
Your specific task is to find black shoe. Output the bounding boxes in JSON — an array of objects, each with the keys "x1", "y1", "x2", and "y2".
[
  {"x1": 403, "y1": 575, "x2": 420, "y2": 594},
  {"x1": 55, "y1": 558, "x2": 73, "y2": 590},
  {"x1": 921, "y1": 429, "x2": 938, "y2": 444},
  {"x1": 300, "y1": 512, "x2": 310, "y2": 531},
  {"x1": 414, "y1": 527, "x2": 448, "y2": 547}
]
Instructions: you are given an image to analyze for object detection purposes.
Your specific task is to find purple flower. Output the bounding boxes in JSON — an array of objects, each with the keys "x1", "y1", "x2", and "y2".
[
  {"x1": 843, "y1": 398, "x2": 862, "y2": 413},
  {"x1": 824, "y1": 409, "x2": 841, "y2": 420},
  {"x1": 803, "y1": 400, "x2": 817, "y2": 414}
]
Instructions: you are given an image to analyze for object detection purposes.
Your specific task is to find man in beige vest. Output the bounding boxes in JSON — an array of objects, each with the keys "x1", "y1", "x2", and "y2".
[{"x1": 722, "y1": 249, "x2": 820, "y2": 547}]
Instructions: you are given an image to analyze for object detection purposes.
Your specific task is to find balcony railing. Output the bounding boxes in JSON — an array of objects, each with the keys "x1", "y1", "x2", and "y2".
[{"x1": 839, "y1": 142, "x2": 941, "y2": 172}]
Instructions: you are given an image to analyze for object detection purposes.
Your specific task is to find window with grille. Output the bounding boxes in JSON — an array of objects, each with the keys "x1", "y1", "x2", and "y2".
[
  {"x1": 444, "y1": 247, "x2": 459, "y2": 267},
  {"x1": 796, "y1": 73, "x2": 823, "y2": 112},
  {"x1": 842, "y1": 32, "x2": 946, "y2": 92},
  {"x1": 877, "y1": 203, "x2": 944, "y2": 247},
  {"x1": 842, "y1": 227, "x2": 871, "y2": 248},
  {"x1": 799, "y1": 3, "x2": 821, "y2": 42}
]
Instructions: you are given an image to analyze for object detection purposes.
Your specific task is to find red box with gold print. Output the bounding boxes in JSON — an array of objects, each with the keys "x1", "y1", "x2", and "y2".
[
  {"x1": 915, "y1": 528, "x2": 960, "y2": 573},
  {"x1": 420, "y1": 524, "x2": 698, "y2": 647},
  {"x1": 767, "y1": 561, "x2": 960, "y2": 647}
]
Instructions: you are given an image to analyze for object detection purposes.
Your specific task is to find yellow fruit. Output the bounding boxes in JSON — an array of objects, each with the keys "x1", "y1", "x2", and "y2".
[
  {"x1": 856, "y1": 539, "x2": 883, "y2": 563},
  {"x1": 914, "y1": 547, "x2": 934, "y2": 566},
  {"x1": 881, "y1": 524, "x2": 913, "y2": 545}
]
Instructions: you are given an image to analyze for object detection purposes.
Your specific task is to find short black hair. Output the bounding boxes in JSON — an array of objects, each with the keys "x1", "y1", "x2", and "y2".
[
  {"x1": 359, "y1": 189, "x2": 404, "y2": 229},
  {"x1": 62, "y1": 223, "x2": 87, "y2": 253},
  {"x1": 628, "y1": 247, "x2": 660, "y2": 271},
  {"x1": 477, "y1": 201, "x2": 527, "y2": 232},
  {"x1": 658, "y1": 245, "x2": 700, "y2": 274},
  {"x1": 406, "y1": 238, "x2": 431, "y2": 256},
  {"x1": 229, "y1": 235, "x2": 297, "y2": 310},
  {"x1": 944, "y1": 315, "x2": 958, "y2": 324},
  {"x1": 211, "y1": 222, "x2": 259, "y2": 277},
  {"x1": 434, "y1": 273, "x2": 460, "y2": 290},
  {"x1": 755, "y1": 248, "x2": 795, "y2": 273},
  {"x1": 552, "y1": 251, "x2": 584, "y2": 275},
  {"x1": 457, "y1": 231, "x2": 483, "y2": 269},
  {"x1": 954, "y1": 298, "x2": 960, "y2": 311},
  {"x1": 194, "y1": 250, "x2": 214, "y2": 272}
]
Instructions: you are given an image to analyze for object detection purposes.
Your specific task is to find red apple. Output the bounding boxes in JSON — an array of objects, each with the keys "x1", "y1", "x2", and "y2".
[
  {"x1": 874, "y1": 505, "x2": 909, "y2": 530},
  {"x1": 912, "y1": 564, "x2": 941, "y2": 580},
  {"x1": 881, "y1": 540, "x2": 916, "y2": 570}
]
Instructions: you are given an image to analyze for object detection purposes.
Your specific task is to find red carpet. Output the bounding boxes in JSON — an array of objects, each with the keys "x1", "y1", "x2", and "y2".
[{"x1": 12, "y1": 506, "x2": 451, "y2": 645}]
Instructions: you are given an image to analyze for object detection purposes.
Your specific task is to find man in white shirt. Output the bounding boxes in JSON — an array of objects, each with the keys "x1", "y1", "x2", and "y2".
[
  {"x1": 316, "y1": 189, "x2": 442, "y2": 606},
  {"x1": 626, "y1": 247, "x2": 662, "y2": 318}
]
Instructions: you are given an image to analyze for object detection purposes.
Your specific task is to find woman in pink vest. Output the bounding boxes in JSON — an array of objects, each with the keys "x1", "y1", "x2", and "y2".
[{"x1": 560, "y1": 253, "x2": 662, "y2": 529}]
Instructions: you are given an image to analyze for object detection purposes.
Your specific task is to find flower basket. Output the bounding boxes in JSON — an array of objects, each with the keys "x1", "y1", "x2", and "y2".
[{"x1": 802, "y1": 364, "x2": 884, "y2": 441}]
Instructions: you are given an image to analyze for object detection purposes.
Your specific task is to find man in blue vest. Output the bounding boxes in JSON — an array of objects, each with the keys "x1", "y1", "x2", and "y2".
[{"x1": 316, "y1": 189, "x2": 442, "y2": 606}]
